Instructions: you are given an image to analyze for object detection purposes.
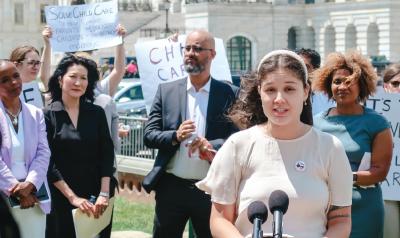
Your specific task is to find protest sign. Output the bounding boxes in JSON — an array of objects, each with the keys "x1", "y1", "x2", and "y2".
[
  {"x1": 20, "y1": 81, "x2": 44, "y2": 108},
  {"x1": 365, "y1": 90, "x2": 400, "y2": 201},
  {"x1": 45, "y1": 1, "x2": 121, "y2": 52},
  {"x1": 135, "y1": 35, "x2": 232, "y2": 113}
]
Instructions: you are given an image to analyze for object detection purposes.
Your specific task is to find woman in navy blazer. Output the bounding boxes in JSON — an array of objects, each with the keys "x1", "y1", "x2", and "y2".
[{"x1": 0, "y1": 60, "x2": 51, "y2": 238}]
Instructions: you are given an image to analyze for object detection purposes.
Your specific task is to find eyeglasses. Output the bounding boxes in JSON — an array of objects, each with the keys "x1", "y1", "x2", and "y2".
[
  {"x1": 390, "y1": 81, "x2": 400, "y2": 88},
  {"x1": 22, "y1": 59, "x2": 42, "y2": 67},
  {"x1": 182, "y1": 45, "x2": 213, "y2": 54}
]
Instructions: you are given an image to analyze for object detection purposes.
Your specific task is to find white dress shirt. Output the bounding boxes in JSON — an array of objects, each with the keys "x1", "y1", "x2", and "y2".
[{"x1": 166, "y1": 78, "x2": 212, "y2": 180}]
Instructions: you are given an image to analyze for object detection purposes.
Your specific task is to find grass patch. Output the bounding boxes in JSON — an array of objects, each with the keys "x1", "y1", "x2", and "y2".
[{"x1": 112, "y1": 196, "x2": 155, "y2": 234}]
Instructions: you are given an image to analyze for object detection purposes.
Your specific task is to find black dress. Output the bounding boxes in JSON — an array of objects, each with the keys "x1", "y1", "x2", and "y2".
[{"x1": 44, "y1": 101, "x2": 114, "y2": 238}]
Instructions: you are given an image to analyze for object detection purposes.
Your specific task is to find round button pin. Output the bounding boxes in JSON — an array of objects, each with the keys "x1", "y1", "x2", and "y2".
[{"x1": 295, "y1": 160, "x2": 306, "y2": 172}]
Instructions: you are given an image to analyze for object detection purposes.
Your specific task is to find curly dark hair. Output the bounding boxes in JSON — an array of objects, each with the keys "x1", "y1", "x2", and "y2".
[
  {"x1": 295, "y1": 48, "x2": 321, "y2": 69},
  {"x1": 47, "y1": 55, "x2": 99, "y2": 103},
  {"x1": 382, "y1": 63, "x2": 400, "y2": 83},
  {"x1": 312, "y1": 51, "x2": 377, "y2": 103},
  {"x1": 229, "y1": 53, "x2": 312, "y2": 130}
]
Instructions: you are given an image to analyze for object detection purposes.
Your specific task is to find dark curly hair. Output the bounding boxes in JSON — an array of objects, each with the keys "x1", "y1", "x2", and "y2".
[
  {"x1": 312, "y1": 51, "x2": 377, "y2": 103},
  {"x1": 229, "y1": 53, "x2": 312, "y2": 130},
  {"x1": 295, "y1": 48, "x2": 321, "y2": 69},
  {"x1": 47, "y1": 55, "x2": 99, "y2": 103}
]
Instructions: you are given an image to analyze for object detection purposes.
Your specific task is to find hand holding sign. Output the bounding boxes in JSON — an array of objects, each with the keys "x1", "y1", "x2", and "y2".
[
  {"x1": 42, "y1": 25, "x2": 53, "y2": 45},
  {"x1": 116, "y1": 24, "x2": 126, "y2": 39}
]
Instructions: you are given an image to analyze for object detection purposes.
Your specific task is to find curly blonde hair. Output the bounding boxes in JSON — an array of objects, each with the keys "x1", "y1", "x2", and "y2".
[{"x1": 312, "y1": 51, "x2": 377, "y2": 103}]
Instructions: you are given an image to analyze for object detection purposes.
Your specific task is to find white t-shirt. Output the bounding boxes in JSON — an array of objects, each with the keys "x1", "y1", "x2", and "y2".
[
  {"x1": 197, "y1": 126, "x2": 352, "y2": 238},
  {"x1": 20, "y1": 81, "x2": 44, "y2": 108},
  {"x1": 96, "y1": 75, "x2": 111, "y2": 95}
]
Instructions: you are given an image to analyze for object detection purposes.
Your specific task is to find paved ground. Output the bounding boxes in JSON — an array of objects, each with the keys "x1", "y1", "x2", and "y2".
[
  {"x1": 111, "y1": 231, "x2": 151, "y2": 238},
  {"x1": 111, "y1": 231, "x2": 189, "y2": 238}
]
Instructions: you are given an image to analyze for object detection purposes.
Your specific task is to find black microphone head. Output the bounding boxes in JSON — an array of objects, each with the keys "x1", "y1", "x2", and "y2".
[
  {"x1": 247, "y1": 201, "x2": 268, "y2": 224},
  {"x1": 268, "y1": 190, "x2": 289, "y2": 215}
]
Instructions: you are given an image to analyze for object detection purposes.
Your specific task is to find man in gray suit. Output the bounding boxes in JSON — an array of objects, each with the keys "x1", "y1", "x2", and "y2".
[{"x1": 143, "y1": 30, "x2": 238, "y2": 238}]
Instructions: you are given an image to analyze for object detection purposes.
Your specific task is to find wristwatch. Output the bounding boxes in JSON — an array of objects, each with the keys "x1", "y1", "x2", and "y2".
[
  {"x1": 352, "y1": 172, "x2": 358, "y2": 185},
  {"x1": 99, "y1": 192, "x2": 110, "y2": 198}
]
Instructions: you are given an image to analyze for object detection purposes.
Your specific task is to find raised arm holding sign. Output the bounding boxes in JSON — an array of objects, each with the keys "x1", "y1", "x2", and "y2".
[{"x1": 45, "y1": 1, "x2": 121, "y2": 52}]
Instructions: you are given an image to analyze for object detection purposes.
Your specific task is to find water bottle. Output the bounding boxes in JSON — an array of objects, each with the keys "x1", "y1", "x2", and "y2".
[{"x1": 89, "y1": 195, "x2": 97, "y2": 204}]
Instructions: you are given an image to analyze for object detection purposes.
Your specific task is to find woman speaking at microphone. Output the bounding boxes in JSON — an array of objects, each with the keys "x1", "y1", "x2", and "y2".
[{"x1": 197, "y1": 50, "x2": 353, "y2": 238}]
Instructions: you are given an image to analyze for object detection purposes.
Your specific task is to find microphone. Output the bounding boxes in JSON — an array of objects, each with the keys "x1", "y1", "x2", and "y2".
[
  {"x1": 247, "y1": 201, "x2": 268, "y2": 238},
  {"x1": 268, "y1": 190, "x2": 289, "y2": 238}
]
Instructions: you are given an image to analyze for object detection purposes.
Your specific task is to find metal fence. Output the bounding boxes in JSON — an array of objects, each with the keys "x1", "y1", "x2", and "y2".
[
  {"x1": 117, "y1": 116, "x2": 195, "y2": 238},
  {"x1": 117, "y1": 116, "x2": 157, "y2": 159}
]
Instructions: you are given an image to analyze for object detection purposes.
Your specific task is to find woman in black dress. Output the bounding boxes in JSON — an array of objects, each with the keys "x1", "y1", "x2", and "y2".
[{"x1": 44, "y1": 55, "x2": 114, "y2": 237}]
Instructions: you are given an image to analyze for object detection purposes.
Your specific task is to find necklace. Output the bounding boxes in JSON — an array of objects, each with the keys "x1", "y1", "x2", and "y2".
[{"x1": 5, "y1": 105, "x2": 21, "y2": 126}]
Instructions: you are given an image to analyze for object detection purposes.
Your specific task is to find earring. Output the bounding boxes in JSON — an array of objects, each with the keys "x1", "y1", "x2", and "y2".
[{"x1": 304, "y1": 101, "x2": 307, "y2": 106}]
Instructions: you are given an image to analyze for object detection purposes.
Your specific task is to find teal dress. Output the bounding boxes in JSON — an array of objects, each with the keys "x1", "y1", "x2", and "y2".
[{"x1": 314, "y1": 107, "x2": 390, "y2": 238}]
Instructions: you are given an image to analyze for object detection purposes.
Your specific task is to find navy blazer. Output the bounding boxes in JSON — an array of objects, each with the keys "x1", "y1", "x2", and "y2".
[{"x1": 143, "y1": 77, "x2": 238, "y2": 192}]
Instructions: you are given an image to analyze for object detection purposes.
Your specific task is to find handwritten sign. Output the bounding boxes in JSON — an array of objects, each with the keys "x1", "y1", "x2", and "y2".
[
  {"x1": 365, "y1": 90, "x2": 400, "y2": 201},
  {"x1": 45, "y1": 1, "x2": 121, "y2": 52},
  {"x1": 19, "y1": 82, "x2": 44, "y2": 108},
  {"x1": 135, "y1": 36, "x2": 232, "y2": 113}
]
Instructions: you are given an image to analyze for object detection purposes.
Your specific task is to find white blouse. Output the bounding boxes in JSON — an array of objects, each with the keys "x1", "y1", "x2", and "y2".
[
  {"x1": 6, "y1": 112, "x2": 27, "y2": 180},
  {"x1": 197, "y1": 126, "x2": 353, "y2": 238}
]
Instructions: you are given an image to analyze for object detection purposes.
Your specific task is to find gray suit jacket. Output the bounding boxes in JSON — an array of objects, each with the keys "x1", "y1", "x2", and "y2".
[{"x1": 143, "y1": 77, "x2": 238, "y2": 192}]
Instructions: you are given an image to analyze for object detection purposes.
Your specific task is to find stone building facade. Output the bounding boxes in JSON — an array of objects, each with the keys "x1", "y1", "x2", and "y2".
[
  {"x1": 182, "y1": 0, "x2": 400, "y2": 72},
  {"x1": 1, "y1": 0, "x2": 399, "y2": 73},
  {"x1": 0, "y1": 0, "x2": 59, "y2": 58}
]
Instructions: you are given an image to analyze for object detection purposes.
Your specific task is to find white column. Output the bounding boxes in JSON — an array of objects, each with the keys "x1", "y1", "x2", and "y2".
[{"x1": 4, "y1": 0, "x2": 12, "y2": 32}]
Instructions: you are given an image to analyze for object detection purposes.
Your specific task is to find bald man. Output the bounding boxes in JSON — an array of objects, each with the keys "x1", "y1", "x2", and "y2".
[{"x1": 143, "y1": 30, "x2": 238, "y2": 237}]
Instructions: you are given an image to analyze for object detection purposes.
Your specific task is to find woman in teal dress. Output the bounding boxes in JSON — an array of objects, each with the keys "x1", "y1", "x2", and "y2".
[{"x1": 312, "y1": 51, "x2": 393, "y2": 238}]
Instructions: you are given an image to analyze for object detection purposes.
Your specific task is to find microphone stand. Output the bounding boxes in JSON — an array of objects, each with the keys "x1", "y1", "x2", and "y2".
[
  {"x1": 272, "y1": 210, "x2": 283, "y2": 238},
  {"x1": 252, "y1": 217, "x2": 263, "y2": 238}
]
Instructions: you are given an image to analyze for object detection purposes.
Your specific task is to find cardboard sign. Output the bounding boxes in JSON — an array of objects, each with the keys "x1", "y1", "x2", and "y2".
[
  {"x1": 135, "y1": 35, "x2": 232, "y2": 113},
  {"x1": 45, "y1": 1, "x2": 121, "y2": 52},
  {"x1": 365, "y1": 90, "x2": 400, "y2": 201}
]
